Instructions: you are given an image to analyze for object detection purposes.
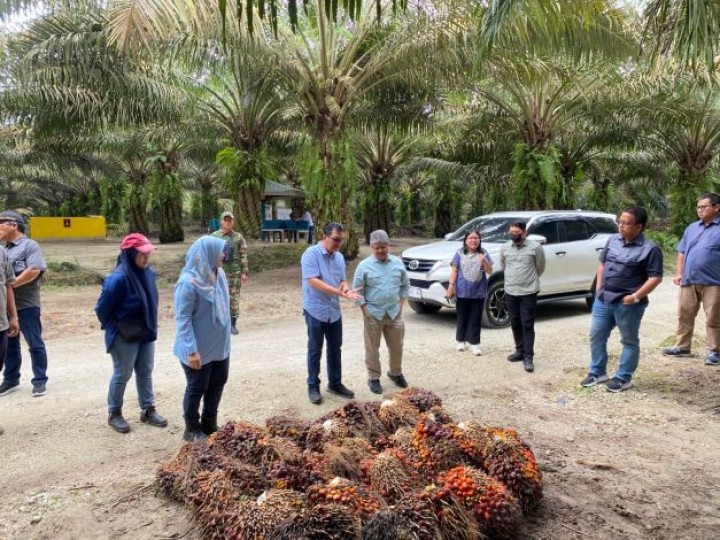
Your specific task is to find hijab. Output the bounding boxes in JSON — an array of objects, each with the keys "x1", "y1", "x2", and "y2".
[
  {"x1": 117, "y1": 247, "x2": 159, "y2": 335},
  {"x1": 178, "y1": 236, "x2": 230, "y2": 327}
]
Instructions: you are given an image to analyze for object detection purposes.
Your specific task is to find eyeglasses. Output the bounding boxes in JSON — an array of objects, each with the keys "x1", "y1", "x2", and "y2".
[
  {"x1": 617, "y1": 221, "x2": 637, "y2": 226},
  {"x1": 329, "y1": 237, "x2": 343, "y2": 243},
  {"x1": 697, "y1": 205, "x2": 712, "y2": 210}
]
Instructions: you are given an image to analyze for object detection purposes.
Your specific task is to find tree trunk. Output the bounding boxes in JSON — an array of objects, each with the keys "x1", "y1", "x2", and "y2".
[{"x1": 126, "y1": 171, "x2": 149, "y2": 236}]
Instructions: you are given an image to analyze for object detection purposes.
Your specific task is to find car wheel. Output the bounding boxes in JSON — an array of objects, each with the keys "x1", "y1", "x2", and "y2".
[
  {"x1": 408, "y1": 300, "x2": 442, "y2": 314},
  {"x1": 483, "y1": 279, "x2": 510, "y2": 328}
]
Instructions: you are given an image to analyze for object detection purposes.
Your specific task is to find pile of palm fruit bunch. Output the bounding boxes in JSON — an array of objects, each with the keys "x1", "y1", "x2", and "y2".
[{"x1": 157, "y1": 387, "x2": 543, "y2": 539}]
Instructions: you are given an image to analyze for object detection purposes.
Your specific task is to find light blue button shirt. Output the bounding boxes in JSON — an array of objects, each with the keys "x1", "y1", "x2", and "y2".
[
  {"x1": 352, "y1": 254, "x2": 409, "y2": 321},
  {"x1": 301, "y1": 243, "x2": 346, "y2": 323}
]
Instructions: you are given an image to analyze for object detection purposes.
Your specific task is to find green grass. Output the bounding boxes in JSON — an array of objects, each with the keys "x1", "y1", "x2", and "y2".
[{"x1": 44, "y1": 261, "x2": 105, "y2": 287}]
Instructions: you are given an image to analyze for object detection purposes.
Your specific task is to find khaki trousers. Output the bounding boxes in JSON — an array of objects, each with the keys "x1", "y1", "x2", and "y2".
[
  {"x1": 675, "y1": 285, "x2": 720, "y2": 352},
  {"x1": 363, "y1": 311, "x2": 405, "y2": 379}
]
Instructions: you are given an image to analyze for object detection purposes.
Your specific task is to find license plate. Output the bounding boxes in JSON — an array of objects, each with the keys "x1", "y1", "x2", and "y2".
[{"x1": 408, "y1": 286, "x2": 422, "y2": 299}]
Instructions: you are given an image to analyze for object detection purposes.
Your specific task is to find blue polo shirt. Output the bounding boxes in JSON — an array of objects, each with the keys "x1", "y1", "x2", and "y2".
[
  {"x1": 352, "y1": 254, "x2": 409, "y2": 320},
  {"x1": 597, "y1": 233, "x2": 663, "y2": 304},
  {"x1": 301, "y1": 243, "x2": 346, "y2": 323},
  {"x1": 676, "y1": 216, "x2": 720, "y2": 286}
]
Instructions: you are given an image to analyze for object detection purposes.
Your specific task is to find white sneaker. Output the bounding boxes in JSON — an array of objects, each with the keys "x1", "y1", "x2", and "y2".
[
  {"x1": 456, "y1": 341, "x2": 466, "y2": 351},
  {"x1": 471, "y1": 345, "x2": 482, "y2": 356}
]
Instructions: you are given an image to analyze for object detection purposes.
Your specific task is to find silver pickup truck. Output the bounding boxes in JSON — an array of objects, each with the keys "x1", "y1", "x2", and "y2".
[{"x1": 401, "y1": 210, "x2": 618, "y2": 327}]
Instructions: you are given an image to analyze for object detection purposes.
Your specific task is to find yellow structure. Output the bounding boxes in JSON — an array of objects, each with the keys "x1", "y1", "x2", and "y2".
[{"x1": 29, "y1": 216, "x2": 106, "y2": 241}]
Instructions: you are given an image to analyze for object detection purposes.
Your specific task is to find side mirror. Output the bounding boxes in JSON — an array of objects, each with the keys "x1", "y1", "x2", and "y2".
[
  {"x1": 444, "y1": 233, "x2": 453, "y2": 240},
  {"x1": 527, "y1": 234, "x2": 547, "y2": 245}
]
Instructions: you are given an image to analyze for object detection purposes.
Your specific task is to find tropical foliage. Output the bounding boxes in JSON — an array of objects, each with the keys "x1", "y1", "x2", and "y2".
[{"x1": 0, "y1": 0, "x2": 719, "y2": 251}]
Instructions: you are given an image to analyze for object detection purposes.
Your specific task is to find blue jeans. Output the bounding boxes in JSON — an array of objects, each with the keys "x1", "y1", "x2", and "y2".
[
  {"x1": 4, "y1": 306, "x2": 48, "y2": 386},
  {"x1": 589, "y1": 298, "x2": 647, "y2": 382},
  {"x1": 304, "y1": 310, "x2": 342, "y2": 388},
  {"x1": 181, "y1": 358, "x2": 229, "y2": 422},
  {"x1": 108, "y1": 337, "x2": 156, "y2": 413}
]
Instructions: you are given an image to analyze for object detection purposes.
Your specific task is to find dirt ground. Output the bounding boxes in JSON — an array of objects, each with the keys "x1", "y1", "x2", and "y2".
[{"x1": 0, "y1": 237, "x2": 719, "y2": 540}]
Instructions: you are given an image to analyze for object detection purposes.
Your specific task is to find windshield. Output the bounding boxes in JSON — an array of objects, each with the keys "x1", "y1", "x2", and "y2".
[{"x1": 447, "y1": 216, "x2": 518, "y2": 243}]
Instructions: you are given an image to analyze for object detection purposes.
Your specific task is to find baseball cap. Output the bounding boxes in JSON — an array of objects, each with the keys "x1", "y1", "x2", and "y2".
[
  {"x1": 120, "y1": 233, "x2": 157, "y2": 254},
  {"x1": 221, "y1": 211, "x2": 234, "y2": 220},
  {"x1": 0, "y1": 210, "x2": 26, "y2": 224}
]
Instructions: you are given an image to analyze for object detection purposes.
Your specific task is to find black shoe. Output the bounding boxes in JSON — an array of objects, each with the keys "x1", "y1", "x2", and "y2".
[
  {"x1": 0, "y1": 382, "x2": 19, "y2": 396},
  {"x1": 200, "y1": 414, "x2": 218, "y2": 435},
  {"x1": 368, "y1": 379, "x2": 382, "y2": 394},
  {"x1": 308, "y1": 386, "x2": 322, "y2": 404},
  {"x1": 523, "y1": 357, "x2": 534, "y2": 373},
  {"x1": 32, "y1": 383, "x2": 46, "y2": 397},
  {"x1": 580, "y1": 373, "x2": 609, "y2": 387},
  {"x1": 386, "y1": 372, "x2": 408, "y2": 388},
  {"x1": 327, "y1": 383, "x2": 355, "y2": 399},
  {"x1": 140, "y1": 406, "x2": 168, "y2": 428},
  {"x1": 507, "y1": 351, "x2": 524, "y2": 362},
  {"x1": 661, "y1": 346, "x2": 691, "y2": 357},
  {"x1": 231, "y1": 325, "x2": 239, "y2": 335},
  {"x1": 108, "y1": 410, "x2": 131, "y2": 434},
  {"x1": 183, "y1": 418, "x2": 208, "y2": 442}
]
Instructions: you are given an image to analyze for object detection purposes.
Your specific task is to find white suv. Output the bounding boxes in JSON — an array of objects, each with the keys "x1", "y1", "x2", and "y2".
[{"x1": 401, "y1": 211, "x2": 618, "y2": 327}]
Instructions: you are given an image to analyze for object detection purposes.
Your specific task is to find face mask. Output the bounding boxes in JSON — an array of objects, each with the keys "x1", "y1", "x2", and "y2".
[{"x1": 509, "y1": 233, "x2": 522, "y2": 243}]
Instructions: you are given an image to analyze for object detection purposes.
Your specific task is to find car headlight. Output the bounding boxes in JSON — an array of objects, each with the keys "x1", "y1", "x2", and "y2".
[{"x1": 429, "y1": 259, "x2": 451, "y2": 278}]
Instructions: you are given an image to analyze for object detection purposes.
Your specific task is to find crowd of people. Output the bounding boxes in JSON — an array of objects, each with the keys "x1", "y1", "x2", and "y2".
[{"x1": 0, "y1": 194, "x2": 718, "y2": 437}]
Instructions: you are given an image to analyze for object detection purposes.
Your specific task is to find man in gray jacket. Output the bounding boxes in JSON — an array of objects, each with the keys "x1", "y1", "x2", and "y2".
[{"x1": 500, "y1": 221, "x2": 546, "y2": 373}]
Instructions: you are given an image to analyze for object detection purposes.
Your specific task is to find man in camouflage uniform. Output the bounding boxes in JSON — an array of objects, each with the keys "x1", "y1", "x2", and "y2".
[{"x1": 211, "y1": 211, "x2": 249, "y2": 335}]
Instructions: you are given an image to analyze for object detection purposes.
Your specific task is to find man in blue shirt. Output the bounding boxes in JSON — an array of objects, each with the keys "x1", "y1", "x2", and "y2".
[
  {"x1": 301, "y1": 222, "x2": 361, "y2": 404},
  {"x1": 352, "y1": 230, "x2": 410, "y2": 394},
  {"x1": 662, "y1": 192, "x2": 720, "y2": 365},
  {"x1": 581, "y1": 206, "x2": 663, "y2": 392}
]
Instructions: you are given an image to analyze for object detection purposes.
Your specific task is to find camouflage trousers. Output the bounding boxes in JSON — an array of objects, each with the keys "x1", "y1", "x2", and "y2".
[{"x1": 228, "y1": 273, "x2": 243, "y2": 319}]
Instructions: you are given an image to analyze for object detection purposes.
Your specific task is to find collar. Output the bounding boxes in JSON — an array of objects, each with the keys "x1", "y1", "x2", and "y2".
[
  {"x1": 622, "y1": 233, "x2": 645, "y2": 246},
  {"x1": 6, "y1": 234, "x2": 25, "y2": 248},
  {"x1": 700, "y1": 215, "x2": 720, "y2": 227},
  {"x1": 372, "y1": 255, "x2": 391, "y2": 263}
]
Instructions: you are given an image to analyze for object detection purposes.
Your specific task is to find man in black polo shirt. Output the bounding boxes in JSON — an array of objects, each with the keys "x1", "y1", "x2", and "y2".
[{"x1": 580, "y1": 206, "x2": 663, "y2": 392}]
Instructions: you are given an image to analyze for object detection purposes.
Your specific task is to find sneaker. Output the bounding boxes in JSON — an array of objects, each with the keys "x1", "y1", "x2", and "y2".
[
  {"x1": 0, "y1": 382, "x2": 19, "y2": 396},
  {"x1": 662, "y1": 346, "x2": 691, "y2": 357},
  {"x1": 231, "y1": 325, "x2": 239, "y2": 335},
  {"x1": 471, "y1": 345, "x2": 482, "y2": 356},
  {"x1": 705, "y1": 351, "x2": 720, "y2": 366},
  {"x1": 606, "y1": 377, "x2": 633, "y2": 393},
  {"x1": 368, "y1": 379, "x2": 382, "y2": 394},
  {"x1": 308, "y1": 386, "x2": 322, "y2": 405},
  {"x1": 456, "y1": 341, "x2": 466, "y2": 351},
  {"x1": 507, "y1": 351, "x2": 523, "y2": 362},
  {"x1": 386, "y1": 372, "x2": 408, "y2": 389},
  {"x1": 327, "y1": 383, "x2": 355, "y2": 399},
  {"x1": 523, "y1": 356, "x2": 534, "y2": 373},
  {"x1": 140, "y1": 406, "x2": 168, "y2": 427},
  {"x1": 31, "y1": 384, "x2": 46, "y2": 397},
  {"x1": 580, "y1": 373, "x2": 609, "y2": 387}
]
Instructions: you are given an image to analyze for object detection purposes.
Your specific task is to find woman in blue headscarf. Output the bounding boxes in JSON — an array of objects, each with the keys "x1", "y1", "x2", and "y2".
[
  {"x1": 173, "y1": 235, "x2": 231, "y2": 442},
  {"x1": 95, "y1": 233, "x2": 167, "y2": 434}
]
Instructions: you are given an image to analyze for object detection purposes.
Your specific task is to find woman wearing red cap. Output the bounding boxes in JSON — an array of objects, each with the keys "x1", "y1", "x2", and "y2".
[{"x1": 95, "y1": 233, "x2": 167, "y2": 433}]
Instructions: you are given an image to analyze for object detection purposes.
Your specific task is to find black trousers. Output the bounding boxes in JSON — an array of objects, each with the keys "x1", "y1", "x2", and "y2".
[
  {"x1": 182, "y1": 358, "x2": 229, "y2": 422},
  {"x1": 455, "y1": 297, "x2": 485, "y2": 345},
  {"x1": 505, "y1": 293, "x2": 538, "y2": 358},
  {"x1": 0, "y1": 329, "x2": 7, "y2": 372}
]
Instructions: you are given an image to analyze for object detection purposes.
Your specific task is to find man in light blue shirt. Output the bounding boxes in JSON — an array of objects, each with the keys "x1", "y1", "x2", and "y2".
[
  {"x1": 301, "y1": 222, "x2": 361, "y2": 404},
  {"x1": 352, "y1": 230, "x2": 410, "y2": 394}
]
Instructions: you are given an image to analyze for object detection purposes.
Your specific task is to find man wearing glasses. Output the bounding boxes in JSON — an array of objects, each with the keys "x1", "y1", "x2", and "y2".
[
  {"x1": 663, "y1": 193, "x2": 720, "y2": 365},
  {"x1": 580, "y1": 206, "x2": 663, "y2": 392},
  {"x1": 301, "y1": 222, "x2": 362, "y2": 404},
  {"x1": 0, "y1": 211, "x2": 50, "y2": 398}
]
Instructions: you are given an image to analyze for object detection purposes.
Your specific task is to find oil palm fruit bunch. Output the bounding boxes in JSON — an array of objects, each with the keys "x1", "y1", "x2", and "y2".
[
  {"x1": 377, "y1": 396, "x2": 421, "y2": 432},
  {"x1": 223, "y1": 489, "x2": 306, "y2": 539},
  {"x1": 184, "y1": 469, "x2": 241, "y2": 537},
  {"x1": 362, "y1": 495, "x2": 441, "y2": 540},
  {"x1": 212, "y1": 421, "x2": 274, "y2": 466},
  {"x1": 410, "y1": 416, "x2": 466, "y2": 479},
  {"x1": 265, "y1": 415, "x2": 311, "y2": 444},
  {"x1": 268, "y1": 453, "x2": 326, "y2": 491},
  {"x1": 157, "y1": 443, "x2": 200, "y2": 501},
  {"x1": 306, "y1": 477, "x2": 383, "y2": 519},
  {"x1": 324, "y1": 400, "x2": 387, "y2": 443},
  {"x1": 438, "y1": 466, "x2": 521, "y2": 538},
  {"x1": 362, "y1": 448, "x2": 420, "y2": 503},
  {"x1": 266, "y1": 503, "x2": 362, "y2": 540},
  {"x1": 399, "y1": 387, "x2": 443, "y2": 412},
  {"x1": 421, "y1": 485, "x2": 485, "y2": 540}
]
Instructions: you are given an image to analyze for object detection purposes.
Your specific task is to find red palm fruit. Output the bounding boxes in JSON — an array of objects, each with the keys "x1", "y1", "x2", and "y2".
[{"x1": 363, "y1": 448, "x2": 420, "y2": 503}]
